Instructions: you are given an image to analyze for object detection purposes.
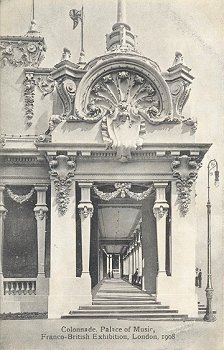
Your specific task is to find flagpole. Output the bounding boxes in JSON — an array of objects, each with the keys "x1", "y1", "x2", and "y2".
[
  {"x1": 79, "y1": 5, "x2": 85, "y2": 64},
  {"x1": 81, "y1": 5, "x2": 84, "y2": 53},
  {"x1": 32, "y1": 0, "x2": 35, "y2": 20}
]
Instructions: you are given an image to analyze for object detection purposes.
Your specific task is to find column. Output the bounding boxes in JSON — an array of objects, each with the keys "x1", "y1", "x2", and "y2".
[
  {"x1": 153, "y1": 182, "x2": 169, "y2": 297},
  {"x1": 34, "y1": 186, "x2": 48, "y2": 308},
  {"x1": 138, "y1": 238, "x2": 143, "y2": 284},
  {"x1": 118, "y1": 254, "x2": 121, "y2": 276},
  {"x1": 109, "y1": 254, "x2": 113, "y2": 278},
  {"x1": 0, "y1": 185, "x2": 7, "y2": 313},
  {"x1": 78, "y1": 182, "x2": 93, "y2": 281},
  {"x1": 128, "y1": 251, "x2": 133, "y2": 283},
  {"x1": 135, "y1": 242, "x2": 139, "y2": 271},
  {"x1": 34, "y1": 186, "x2": 48, "y2": 276},
  {"x1": 48, "y1": 154, "x2": 79, "y2": 318},
  {"x1": 107, "y1": 254, "x2": 110, "y2": 276}
]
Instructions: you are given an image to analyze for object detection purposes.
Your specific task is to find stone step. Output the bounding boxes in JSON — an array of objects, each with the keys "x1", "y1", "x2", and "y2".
[
  {"x1": 93, "y1": 300, "x2": 157, "y2": 304},
  {"x1": 80, "y1": 304, "x2": 169, "y2": 310},
  {"x1": 75, "y1": 309, "x2": 177, "y2": 314},
  {"x1": 93, "y1": 297, "x2": 155, "y2": 301},
  {"x1": 62, "y1": 313, "x2": 187, "y2": 320},
  {"x1": 93, "y1": 300, "x2": 161, "y2": 305},
  {"x1": 198, "y1": 309, "x2": 217, "y2": 314}
]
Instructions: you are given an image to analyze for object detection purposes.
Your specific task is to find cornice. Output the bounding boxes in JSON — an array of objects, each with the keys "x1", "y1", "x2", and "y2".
[{"x1": 36, "y1": 142, "x2": 211, "y2": 156}]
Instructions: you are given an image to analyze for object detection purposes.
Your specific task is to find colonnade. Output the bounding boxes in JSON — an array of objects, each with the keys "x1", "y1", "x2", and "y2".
[
  {"x1": 122, "y1": 227, "x2": 143, "y2": 284},
  {"x1": 0, "y1": 178, "x2": 170, "y2": 316}
]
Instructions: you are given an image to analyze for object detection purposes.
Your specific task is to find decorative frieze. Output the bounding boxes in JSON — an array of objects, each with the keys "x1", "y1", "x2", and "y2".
[
  {"x1": 93, "y1": 183, "x2": 154, "y2": 201},
  {"x1": 171, "y1": 155, "x2": 201, "y2": 215},
  {"x1": 47, "y1": 154, "x2": 76, "y2": 215},
  {"x1": 0, "y1": 36, "x2": 46, "y2": 68}
]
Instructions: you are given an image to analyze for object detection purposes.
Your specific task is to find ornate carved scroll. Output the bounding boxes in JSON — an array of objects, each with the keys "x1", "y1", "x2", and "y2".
[
  {"x1": 56, "y1": 78, "x2": 77, "y2": 118},
  {"x1": 76, "y1": 70, "x2": 173, "y2": 162},
  {"x1": 171, "y1": 155, "x2": 201, "y2": 215}
]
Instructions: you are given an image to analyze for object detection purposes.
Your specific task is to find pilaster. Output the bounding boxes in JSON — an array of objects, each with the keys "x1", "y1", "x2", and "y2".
[{"x1": 47, "y1": 154, "x2": 81, "y2": 318}]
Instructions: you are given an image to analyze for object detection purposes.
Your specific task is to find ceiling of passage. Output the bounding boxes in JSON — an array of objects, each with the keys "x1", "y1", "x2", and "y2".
[{"x1": 98, "y1": 203, "x2": 142, "y2": 254}]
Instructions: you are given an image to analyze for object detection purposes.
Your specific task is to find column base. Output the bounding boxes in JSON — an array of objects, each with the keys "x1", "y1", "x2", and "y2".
[
  {"x1": 156, "y1": 274, "x2": 198, "y2": 317},
  {"x1": 48, "y1": 276, "x2": 92, "y2": 318}
]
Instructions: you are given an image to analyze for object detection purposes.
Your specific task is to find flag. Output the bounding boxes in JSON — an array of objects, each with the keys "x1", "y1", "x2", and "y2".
[{"x1": 69, "y1": 9, "x2": 82, "y2": 29}]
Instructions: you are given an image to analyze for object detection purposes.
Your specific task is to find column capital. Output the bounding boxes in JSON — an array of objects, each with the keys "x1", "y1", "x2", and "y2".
[
  {"x1": 0, "y1": 184, "x2": 6, "y2": 192},
  {"x1": 34, "y1": 206, "x2": 48, "y2": 220},
  {"x1": 78, "y1": 182, "x2": 93, "y2": 188},
  {"x1": 153, "y1": 182, "x2": 169, "y2": 189},
  {"x1": 34, "y1": 185, "x2": 48, "y2": 192},
  {"x1": 153, "y1": 182, "x2": 169, "y2": 219},
  {"x1": 78, "y1": 203, "x2": 94, "y2": 218},
  {"x1": 153, "y1": 203, "x2": 169, "y2": 219}
]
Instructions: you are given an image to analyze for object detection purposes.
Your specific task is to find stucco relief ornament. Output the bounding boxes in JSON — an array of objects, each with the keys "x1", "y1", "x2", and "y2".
[
  {"x1": 37, "y1": 75, "x2": 55, "y2": 96},
  {"x1": 78, "y1": 71, "x2": 172, "y2": 162},
  {"x1": 56, "y1": 78, "x2": 77, "y2": 119},
  {"x1": 0, "y1": 37, "x2": 46, "y2": 68},
  {"x1": 93, "y1": 183, "x2": 154, "y2": 201},
  {"x1": 6, "y1": 187, "x2": 35, "y2": 204},
  {"x1": 48, "y1": 155, "x2": 76, "y2": 215},
  {"x1": 24, "y1": 73, "x2": 36, "y2": 126},
  {"x1": 171, "y1": 155, "x2": 201, "y2": 215}
]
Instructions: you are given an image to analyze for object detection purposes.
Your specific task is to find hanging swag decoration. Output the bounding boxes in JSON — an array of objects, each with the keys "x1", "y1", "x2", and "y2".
[
  {"x1": 6, "y1": 187, "x2": 35, "y2": 204},
  {"x1": 93, "y1": 183, "x2": 154, "y2": 201}
]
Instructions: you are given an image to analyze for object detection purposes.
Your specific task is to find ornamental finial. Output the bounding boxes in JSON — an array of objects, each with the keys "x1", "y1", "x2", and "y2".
[
  {"x1": 117, "y1": 0, "x2": 127, "y2": 24},
  {"x1": 106, "y1": 0, "x2": 136, "y2": 52}
]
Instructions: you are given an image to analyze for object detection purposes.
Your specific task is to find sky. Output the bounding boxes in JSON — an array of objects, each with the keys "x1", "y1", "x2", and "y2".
[{"x1": 0, "y1": 0, "x2": 223, "y2": 306}]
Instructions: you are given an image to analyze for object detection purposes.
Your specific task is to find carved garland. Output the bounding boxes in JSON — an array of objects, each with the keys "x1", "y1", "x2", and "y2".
[
  {"x1": 53, "y1": 174, "x2": 74, "y2": 216},
  {"x1": 48, "y1": 155, "x2": 76, "y2": 216},
  {"x1": 171, "y1": 155, "x2": 201, "y2": 215},
  {"x1": 24, "y1": 73, "x2": 36, "y2": 126},
  {"x1": 93, "y1": 183, "x2": 154, "y2": 201},
  {"x1": 6, "y1": 187, "x2": 35, "y2": 204}
]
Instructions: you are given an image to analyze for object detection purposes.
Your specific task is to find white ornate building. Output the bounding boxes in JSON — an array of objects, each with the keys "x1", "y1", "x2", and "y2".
[{"x1": 0, "y1": 0, "x2": 211, "y2": 319}]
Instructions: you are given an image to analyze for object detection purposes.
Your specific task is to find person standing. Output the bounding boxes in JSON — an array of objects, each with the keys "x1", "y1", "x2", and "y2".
[
  {"x1": 195, "y1": 268, "x2": 199, "y2": 287},
  {"x1": 198, "y1": 269, "x2": 202, "y2": 288}
]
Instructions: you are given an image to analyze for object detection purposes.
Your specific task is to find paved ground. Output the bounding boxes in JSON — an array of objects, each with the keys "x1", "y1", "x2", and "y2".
[{"x1": 1, "y1": 317, "x2": 223, "y2": 350}]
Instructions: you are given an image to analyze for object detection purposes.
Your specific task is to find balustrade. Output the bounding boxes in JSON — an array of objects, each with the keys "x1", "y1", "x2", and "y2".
[{"x1": 3, "y1": 279, "x2": 36, "y2": 295}]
